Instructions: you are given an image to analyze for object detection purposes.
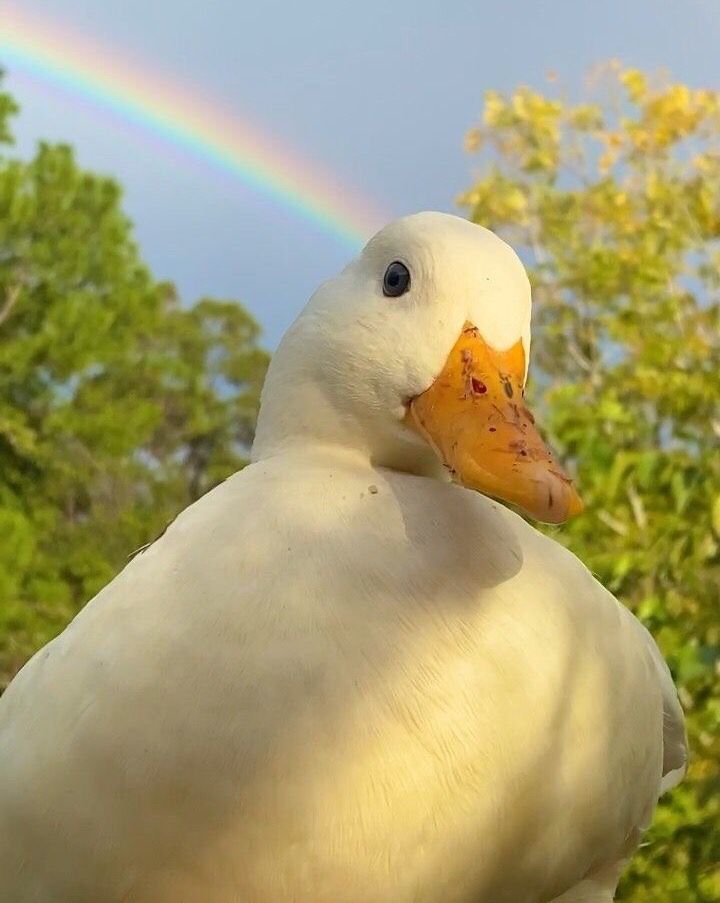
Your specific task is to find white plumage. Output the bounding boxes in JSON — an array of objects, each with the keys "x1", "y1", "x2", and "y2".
[{"x1": 0, "y1": 213, "x2": 685, "y2": 902}]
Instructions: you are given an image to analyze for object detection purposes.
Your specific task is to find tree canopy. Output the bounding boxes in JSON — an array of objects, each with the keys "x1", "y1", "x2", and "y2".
[
  {"x1": 460, "y1": 63, "x2": 719, "y2": 901},
  {"x1": 0, "y1": 85, "x2": 269, "y2": 687}
]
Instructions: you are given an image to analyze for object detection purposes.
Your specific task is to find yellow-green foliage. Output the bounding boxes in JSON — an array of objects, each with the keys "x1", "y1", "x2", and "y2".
[
  {"x1": 0, "y1": 89, "x2": 269, "y2": 688},
  {"x1": 460, "y1": 63, "x2": 719, "y2": 900}
]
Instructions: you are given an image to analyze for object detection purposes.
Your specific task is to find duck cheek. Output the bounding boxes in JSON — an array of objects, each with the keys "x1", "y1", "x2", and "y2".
[{"x1": 403, "y1": 323, "x2": 583, "y2": 524}]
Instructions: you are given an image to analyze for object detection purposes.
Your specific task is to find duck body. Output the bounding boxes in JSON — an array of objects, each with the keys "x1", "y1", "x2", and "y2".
[
  {"x1": 0, "y1": 213, "x2": 685, "y2": 901},
  {"x1": 0, "y1": 446, "x2": 682, "y2": 903}
]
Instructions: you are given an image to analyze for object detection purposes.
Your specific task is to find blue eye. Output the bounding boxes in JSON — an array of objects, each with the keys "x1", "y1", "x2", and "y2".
[{"x1": 383, "y1": 261, "x2": 411, "y2": 297}]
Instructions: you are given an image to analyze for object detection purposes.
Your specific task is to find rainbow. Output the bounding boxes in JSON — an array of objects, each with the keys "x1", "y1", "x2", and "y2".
[{"x1": 0, "y1": 7, "x2": 386, "y2": 248}]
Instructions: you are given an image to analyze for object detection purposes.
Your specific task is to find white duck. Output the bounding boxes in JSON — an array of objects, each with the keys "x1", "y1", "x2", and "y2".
[{"x1": 0, "y1": 212, "x2": 685, "y2": 903}]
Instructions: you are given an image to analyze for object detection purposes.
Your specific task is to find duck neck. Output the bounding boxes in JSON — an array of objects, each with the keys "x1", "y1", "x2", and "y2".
[{"x1": 250, "y1": 371, "x2": 441, "y2": 479}]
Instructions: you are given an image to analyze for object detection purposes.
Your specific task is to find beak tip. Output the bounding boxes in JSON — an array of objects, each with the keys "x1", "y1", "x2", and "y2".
[
  {"x1": 566, "y1": 489, "x2": 584, "y2": 519},
  {"x1": 537, "y1": 483, "x2": 583, "y2": 524}
]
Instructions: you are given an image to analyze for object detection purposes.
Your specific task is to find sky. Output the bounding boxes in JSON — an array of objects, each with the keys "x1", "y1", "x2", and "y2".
[{"x1": 1, "y1": 0, "x2": 718, "y2": 347}]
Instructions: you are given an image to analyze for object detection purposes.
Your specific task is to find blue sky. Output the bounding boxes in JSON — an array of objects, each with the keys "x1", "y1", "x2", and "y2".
[{"x1": 2, "y1": 0, "x2": 718, "y2": 346}]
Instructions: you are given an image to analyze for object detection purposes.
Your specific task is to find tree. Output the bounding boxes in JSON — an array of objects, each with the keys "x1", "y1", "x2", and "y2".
[
  {"x1": 0, "y1": 83, "x2": 269, "y2": 688},
  {"x1": 459, "y1": 63, "x2": 720, "y2": 901}
]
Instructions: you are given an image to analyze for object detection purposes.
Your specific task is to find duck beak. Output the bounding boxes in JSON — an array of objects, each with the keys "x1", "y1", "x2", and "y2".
[{"x1": 405, "y1": 323, "x2": 583, "y2": 523}]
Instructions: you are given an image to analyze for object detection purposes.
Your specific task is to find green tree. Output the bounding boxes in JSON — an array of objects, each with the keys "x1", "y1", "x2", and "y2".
[
  {"x1": 0, "y1": 83, "x2": 268, "y2": 687},
  {"x1": 460, "y1": 63, "x2": 720, "y2": 901}
]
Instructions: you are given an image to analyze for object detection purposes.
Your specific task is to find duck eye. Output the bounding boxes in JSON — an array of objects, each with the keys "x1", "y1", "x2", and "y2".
[{"x1": 382, "y1": 261, "x2": 411, "y2": 298}]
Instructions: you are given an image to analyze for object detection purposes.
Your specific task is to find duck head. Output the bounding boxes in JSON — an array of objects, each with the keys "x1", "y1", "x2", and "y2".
[{"x1": 252, "y1": 212, "x2": 582, "y2": 524}]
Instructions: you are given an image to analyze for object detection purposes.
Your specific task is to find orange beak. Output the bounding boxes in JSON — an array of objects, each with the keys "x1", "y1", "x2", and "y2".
[{"x1": 405, "y1": 323, "x2": 583, "y2": 523}]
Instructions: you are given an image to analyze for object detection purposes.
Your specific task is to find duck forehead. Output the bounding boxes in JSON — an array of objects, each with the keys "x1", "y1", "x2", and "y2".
[
  {"x1": 458, "y1": 240, "x2": 532, "y2": 354},
  {"x1": 363, "y1": 213, "x2": 532, "y2": 353}
]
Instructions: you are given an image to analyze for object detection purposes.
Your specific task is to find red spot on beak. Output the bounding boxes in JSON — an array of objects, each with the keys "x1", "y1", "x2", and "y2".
[{"x1": 471, "y1": 378, "x2": 487, "y2": 395}]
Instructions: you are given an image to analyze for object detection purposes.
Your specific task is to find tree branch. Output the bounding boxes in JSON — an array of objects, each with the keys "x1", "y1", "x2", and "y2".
[
  {"x1": 0, "y1": 283, "x2": 22, "y2": 328},
  {"x1": 626, "y1": 482, "x2": 648, "y2": 531},
  {"x1": 597, "y1": 509, "x2": 629, "y2": 536}
]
